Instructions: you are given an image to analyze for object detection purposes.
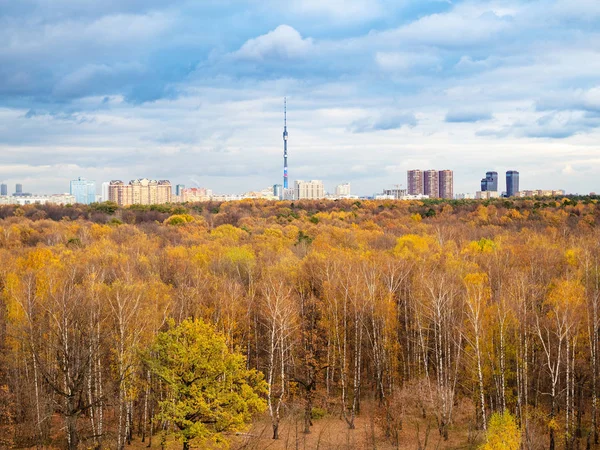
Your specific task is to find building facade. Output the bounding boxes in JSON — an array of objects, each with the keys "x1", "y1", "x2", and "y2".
[
  {"x1": 101, "y1": 182, "x2": 110, "y2": 202},
  {"x1": 423, "y1": 170, "x2": 439, "y2": 198},
  {"x1": 335, "y1": 183, "x2": 351, "y2": 197},
  {"x1": 439, "y1": 170, "x2": 454, "y2": 199},
  {"x1": 0, "y1": 184, "x2": 6, "y2": 196},
  {"x1": 506, "y1": 171, "x2": 519, "y2": 197},
  {"x1": 516, "y1": 189, "x2": 565, "y2": 198},
  {"x1": 407, "y1": 170, "x2": 423, "y2": 195},
  {"x1": 273, "y1": 184, "x2": 283, "y2": 199},
  {"x1": 0, "y1": 194, "x2": 75, "y2": 205},
  {"x1": 294, "y1": 180, "x2": 325, "y2": 200},
  {"x1": 108, "y1": 179, "x2": 172, "y2": 206},
  {"x1": 476, "y1": 191, "x2": 500, "y2": 199},
  {"x1": 481, "y1": 171, "x2": 498, "y2": 192},
  {"x1": 181, "y1": 188, "x2": 212, "y2": 202},
  {"x1": 70, "y1": 177, "x2": 96, "y2": 204},
  {"x1": 15, "y1": 184, "x2": 22, "y2": 195}
]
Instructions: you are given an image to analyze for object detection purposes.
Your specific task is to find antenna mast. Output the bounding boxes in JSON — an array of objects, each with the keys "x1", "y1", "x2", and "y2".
[{"x1": 283, "y1": 97, "x2": 288, "y2": 190}]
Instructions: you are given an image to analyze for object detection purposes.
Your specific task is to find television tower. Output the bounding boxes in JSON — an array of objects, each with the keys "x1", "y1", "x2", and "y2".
[{"x1": 283, "y1": 98, "x2": 288, "y2": 189}]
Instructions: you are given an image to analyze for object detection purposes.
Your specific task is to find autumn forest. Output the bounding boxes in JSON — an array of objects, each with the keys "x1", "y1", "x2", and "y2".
[{"x1": 1, "y1": 197, "x2": 600, "y2": 449}]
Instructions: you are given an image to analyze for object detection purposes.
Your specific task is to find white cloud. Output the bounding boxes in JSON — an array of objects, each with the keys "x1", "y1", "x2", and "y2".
[
  {"x1": 378, "y1": 6, "x2": 512, "y2": 46},
  {"x1": 234, "y1": 25, "x2": 313, "y2": 61},
  {"x1": 375, "y1": 51, "x2": 440, "y2": 72},
  {"x1": 288, "y1": 0, "x2": 384, "y2": 21}
]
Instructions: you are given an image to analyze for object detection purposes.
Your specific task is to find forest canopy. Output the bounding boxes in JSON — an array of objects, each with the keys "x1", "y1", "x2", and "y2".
[{"x1": 1, "y1": 197, "x2": 600, "y2": 449}]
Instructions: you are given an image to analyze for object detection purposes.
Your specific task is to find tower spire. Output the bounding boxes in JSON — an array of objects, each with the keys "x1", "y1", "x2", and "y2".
[{"x1": 283, "y1": 97, "x2": 289, "y2": 191}]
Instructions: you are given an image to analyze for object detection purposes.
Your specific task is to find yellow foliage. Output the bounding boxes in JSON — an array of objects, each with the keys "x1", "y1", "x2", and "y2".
[
  {"x1": 464, "y1": 238, "x2": 497, "y2": 254},
  {"x1": 164, "y1": 214, "x2": 195, "y2": 226},
  {"x1": 480, "y1": 412, "x2": 521, "y2": 450},
  {"x1": 547, "y1": 279, "x2": 585, "y2": 312},
  {"x1": 393, "y1": 234, "x2": 434, "y2": 258},
  {"x1": 564, "y1": 248, "x2": 580, "y2": 267},
  {"x1": 212, "y1": 224, "x2": 247, "y2": 242}
]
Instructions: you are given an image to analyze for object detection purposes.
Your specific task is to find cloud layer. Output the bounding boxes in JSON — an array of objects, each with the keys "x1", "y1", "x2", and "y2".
[{"x1": 1, "y1": 0, "x2": 600, "y2": 196}]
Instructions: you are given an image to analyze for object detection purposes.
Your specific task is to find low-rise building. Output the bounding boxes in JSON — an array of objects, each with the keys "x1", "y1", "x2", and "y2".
[
  {"x1": 108, "y1": 179, "x2": 172, "y2": 206},
  {"x1": 294, "y1": 180, "x2": 325, "y2": 200},
  {"x1": 0, "y1": 194, "x2": 76, "y2": 205},
  {"x1": 180, "y1": 188, "x2": 212, "y2": 202},
  {"x1": 475, "y1": 191, "x2": 500, "y2": 199},
  {"x1": 516, "y1": 190, "x2": 565, "y2": 197}
]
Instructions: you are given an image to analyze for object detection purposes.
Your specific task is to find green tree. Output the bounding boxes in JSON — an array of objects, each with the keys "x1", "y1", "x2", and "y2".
[
  {"x1": 480, "y1": 412, "x2": 521, "y2": 450},
  {"x1": 146, "y1": 319, "x2": 267, "y2": 450}
]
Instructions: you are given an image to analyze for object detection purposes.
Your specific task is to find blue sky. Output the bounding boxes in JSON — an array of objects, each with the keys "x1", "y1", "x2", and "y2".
[{"x1": 1, "y1": 0, "x2": 599, "y2": 196}]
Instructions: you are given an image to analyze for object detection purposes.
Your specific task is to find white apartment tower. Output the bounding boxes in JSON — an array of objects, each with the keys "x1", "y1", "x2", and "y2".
[
  {"x1": 294, "y1": 180, "x2": 325, "y2": 200},
  {"x1": 335, "y1": 183, "x2": 351, "y2": 197}
]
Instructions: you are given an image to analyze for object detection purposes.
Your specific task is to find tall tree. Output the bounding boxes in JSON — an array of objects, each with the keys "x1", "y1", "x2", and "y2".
[{"x1": 145, "y1": 319, "x2": 267, "y2": 450}]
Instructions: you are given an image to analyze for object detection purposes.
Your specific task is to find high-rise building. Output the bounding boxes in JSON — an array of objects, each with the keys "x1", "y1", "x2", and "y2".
[
  {"x1": 176, "y1": 184, "x2": 185, "y2": 196},
  {"x1": 335, "y1": 183, "x2": 351, "y2": 197},
  {"x1": 102, "y1": 182, "x2": 110, "y2": 202},
  {"x1": 423, "y1": 170, "x2": 439, "y2": 198},
  {"x1": 15, "y1": 184, "x2": 22, "y2": 195},
  {"x1": 273, "y1": 184, "x2": 283, "y2": 199},
  {"x1": 0, "y1": 184, "x2": 7, "y2": 196},
  {"x1": 407, "y1": 170, "x2": 423, "y2": 195},
  {"x1": 294, "y1": 180, "x2": 325, "y2": 200},
  {"x1": 506, "y1": 171, "x2": 519, "y2": 197},
  {"x1": 108, "y1": 179, "x2": 172, "y2": 206},
  {"x1": 70, "y1": 177, "x2": 96, "y2": 204},
  {"x1": 481, "y1": 171, "x2": 498, "y2": 192},
  {"x1": 439, "y1": 170, "x2": 454, "y2": 199}
]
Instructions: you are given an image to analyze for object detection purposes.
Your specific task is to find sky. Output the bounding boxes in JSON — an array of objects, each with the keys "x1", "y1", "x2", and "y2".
[{"x1": 1, "y1": 0, "x2": 599, "y2": 196}]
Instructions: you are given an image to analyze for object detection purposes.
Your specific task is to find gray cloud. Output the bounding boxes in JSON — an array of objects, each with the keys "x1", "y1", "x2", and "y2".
[{"x1": 1, "y1": 0, "x2": 600, "y2": 196}]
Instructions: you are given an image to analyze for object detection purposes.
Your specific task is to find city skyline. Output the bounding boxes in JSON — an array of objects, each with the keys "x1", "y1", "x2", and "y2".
[{"x1": 1, "y1": 1, "x2": 598, "y2": 196}]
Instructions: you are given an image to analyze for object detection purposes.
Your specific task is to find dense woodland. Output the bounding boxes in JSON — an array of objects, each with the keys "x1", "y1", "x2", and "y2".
[{"x1": 1, "y1": 197, "x2": 600, "y2": 449}]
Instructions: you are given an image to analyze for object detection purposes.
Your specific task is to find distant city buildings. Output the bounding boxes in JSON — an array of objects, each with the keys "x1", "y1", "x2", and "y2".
[
  {"x1": 516, "y1": 189, "x2": 565, "y2": 198},
  {"x1": 335, "y1": 183, "x2": 351, "y2": 197},
  {"x1": 108, "y1": 179, "x2": 172, "y2": 206},
  {"x1": 481, "y1": 171, "x2": 498, "y2": 192},
  {"x1": 0, "y1": 194, "x2": 75, "y2": 205},
  {"x1": 506, "y1": 171, "x2": 519, "y2": 197},
  {"x1": 180, "y1": 187, "x2": 212, "y2": 202},
  {"x1": 455, "y1": 193, "x2": 475, "y2": 200},
  {"x1": 242, "y1": 188, "x2": 279, "y2": 200},
  {"x1": 381, "y1": 188, "x2": 407, "y2": 199},
  {"x1": 282, "y1": 188, "x2": 295, "y2": 200},
  {"x1": 273, "y1": 184, "x2": 283, "y2": 199},
  {"x1": 12, "y1": 183, "x2": 31, "y2": 197},
  {"x1": 102, "y1": 182, "x2": 110, "y2": 202},
  {"x1": 476, "y1": 191, "x2": 501, "y2": 199},
  {"x1": 0, "y1": 184, "x2": 6, "y2": 196},
  {"x1": 295, "y1": 180, "x2": 325, "y2": 200},
  {"x1": 407, "y1": 169, "x2": 454, "y2": 199},
  {"x1": 439, "y1": 170, "x2": 454, "y2": 199},
  {"x1": 70, "y1": 177, "x2": 96, "y2": 204},
  {"x1": 423, "y1": 170, "x2": 439, "y2": 198},
  {"x1": 175, "y1": 184, "x2": 185, "y2": 196},
  {"x1": 407, "y1": 170, "x2": 423, "y2": 195},
  {"x1": 376, "y1": 189, "x2": 429, "y2": 200}
]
